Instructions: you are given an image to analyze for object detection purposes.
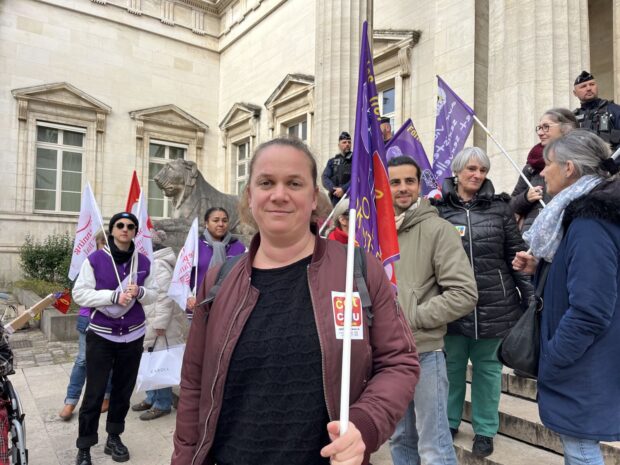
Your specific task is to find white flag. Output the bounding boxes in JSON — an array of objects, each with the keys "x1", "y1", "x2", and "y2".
[
  {"x1": 168, "y1": 218, "x2": 199, "y2": 310},
  {"x1": 68, "y1": 183, "x2": 103, "y2": 281},
  {"x1": 133, "y1": 189, "x2": 153, "y2": 262}
]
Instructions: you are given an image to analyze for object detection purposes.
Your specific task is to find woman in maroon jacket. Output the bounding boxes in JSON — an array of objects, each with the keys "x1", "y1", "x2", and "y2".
[{"x1": 172, "y1": 137, "x2": 419, "y2": 465}]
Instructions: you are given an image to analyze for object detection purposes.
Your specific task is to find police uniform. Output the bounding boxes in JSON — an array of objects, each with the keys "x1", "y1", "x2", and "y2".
[
  {"x1": 573, "y1": 71, "x2": 620, "y2": 151},
  {"x1": 321, "y1": 131, "x2": 352, "y2": 205}
]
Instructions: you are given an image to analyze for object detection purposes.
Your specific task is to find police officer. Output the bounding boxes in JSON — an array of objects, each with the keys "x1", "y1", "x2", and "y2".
[
  {"x1": 322, "y1": 131, "x2": 352, "y2": 206},
  {"x1": 380, "y1": 116, "x2": 393, "y2": 143},
  {"x1": 573, "y1": 70, "x2": 620, "y2": 150}
]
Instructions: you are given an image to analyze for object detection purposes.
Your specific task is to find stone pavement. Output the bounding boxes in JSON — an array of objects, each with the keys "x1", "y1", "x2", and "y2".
[{"x1": 6, "y1": 327, "x2": 393, "y2": 465}]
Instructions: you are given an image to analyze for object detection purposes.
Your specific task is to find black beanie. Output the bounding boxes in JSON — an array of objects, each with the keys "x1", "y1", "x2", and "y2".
[{"x1": 108, "y1": 212, "x2": 139, "y2": 233}]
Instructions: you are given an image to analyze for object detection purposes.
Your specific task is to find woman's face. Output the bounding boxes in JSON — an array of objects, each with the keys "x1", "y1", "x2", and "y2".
[
  {"x1": 456, "y1": 158, "x2": 488, "y2": 197},
  {"x1": 205, "y1": 210, "x2": 229, "y2": 240},
  {"x1": 337, "y1": 213, "x2": 349, "y2": 230},
  {"x1": 536, "y1": 115, "x2": 563, "y2": 146},
  {"x1": 248, "y1": 144, "x2": 317, "y2": 241},
  {"x1": 111, "y1": 220, "x2": 136, "y2": 247},
  {"x1": 541, "y1": 150, "x2": 576, "y2": 195}
]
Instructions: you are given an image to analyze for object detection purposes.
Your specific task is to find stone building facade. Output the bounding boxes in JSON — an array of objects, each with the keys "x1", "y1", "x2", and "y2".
[{"x1": 0, "y1": 0, "x2": 617, "y2": 283}]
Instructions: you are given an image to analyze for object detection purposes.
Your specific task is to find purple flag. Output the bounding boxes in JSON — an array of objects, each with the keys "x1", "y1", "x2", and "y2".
[
  {"x1": 432, "y1": 76, "x2": 475, "y2": 188},
  {"x1": 350, "y1": 21, "x2": 400, "y2": 283},
  {"x1": 386, "y1": 119, "x2": 440, "y2": 198}
]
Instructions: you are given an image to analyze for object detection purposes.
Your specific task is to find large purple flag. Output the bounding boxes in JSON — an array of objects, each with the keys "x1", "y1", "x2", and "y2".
[
  {"x1": 432, "y1": 76, "x2": 475, "y2": 187},
  {"x1": 386, "y1": 119, "x2": 440, "y2": 198},
  {"x1": 350, "y1": 21, "x2": 399, "y2": 284}
]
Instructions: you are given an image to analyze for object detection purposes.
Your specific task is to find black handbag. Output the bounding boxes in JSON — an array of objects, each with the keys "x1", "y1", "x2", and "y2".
[{"x1": 497, "y1": 262, "x2": 550, "y2": 378}]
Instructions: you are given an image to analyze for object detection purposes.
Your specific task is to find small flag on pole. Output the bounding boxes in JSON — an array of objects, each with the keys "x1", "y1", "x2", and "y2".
[
  {"x1": 432, "y1": 76, "x2": 475, "y2": 188},
  {"x1": 52, "y1": 289, "x2": 72, "y2": 314},
  {"x1": 126, "y1": 171, "x2": 153, "y2": 261},
  {"x1": 168, "y1": 218, "x2": 199, "y2": 310},
  {"x1": 386, "y1": 119, "x2": 440, "y2": 198},
  {"x1": 68, "y1": 183, "x2": 103, "y2": 281}
]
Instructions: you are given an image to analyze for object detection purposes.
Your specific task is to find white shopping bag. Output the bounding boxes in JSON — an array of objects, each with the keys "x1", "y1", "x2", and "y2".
[{"x1": 134, "y1": 343, "x2": 185, "y2": 392}]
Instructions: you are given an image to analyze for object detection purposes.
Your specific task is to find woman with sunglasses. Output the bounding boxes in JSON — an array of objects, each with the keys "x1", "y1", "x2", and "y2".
[
  {"x1": 510, "y1": 108, "x2": 577, "y2": 233},
  {"x1": 72, "y1": 212, "x2": 158, "y2": 465}
]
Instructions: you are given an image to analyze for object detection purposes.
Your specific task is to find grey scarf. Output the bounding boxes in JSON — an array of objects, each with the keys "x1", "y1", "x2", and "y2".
[
  {"x1": 203, "y1": 230, "x2": 232, "y2": 270},
  {"x1": 523, "y1": 175, "x2": 603, "y2": 262}
]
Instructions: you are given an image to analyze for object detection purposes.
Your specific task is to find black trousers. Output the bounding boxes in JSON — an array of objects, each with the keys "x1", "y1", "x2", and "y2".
[{"x1": 76, "y1": 331, "x2": 144, "y2": 449}]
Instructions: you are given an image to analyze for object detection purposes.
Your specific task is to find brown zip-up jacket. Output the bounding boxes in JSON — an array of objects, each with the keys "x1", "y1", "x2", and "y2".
[{"x1": 171, "y1": 234, "x2": 420, "y2": 465}]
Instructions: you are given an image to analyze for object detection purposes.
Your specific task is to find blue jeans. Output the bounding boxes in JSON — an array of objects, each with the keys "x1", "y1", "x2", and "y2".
[
  {"x1": 389, "y1": 351, "x2": 457, "y2": 465},
  {"x1": 560, "y1": 434, "x2": 604, "y2": 465},
  {"x1": 65, "y1": 316, "x2": 112, "y2": 405},
  {"x1": 145, "y1": 388, "x2": 172, "y2": 411}
]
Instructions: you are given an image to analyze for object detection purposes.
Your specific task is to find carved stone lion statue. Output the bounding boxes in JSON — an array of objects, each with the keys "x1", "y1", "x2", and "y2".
[{"x1": 153, "y1": 159, "x2": 242, "y2": 232}]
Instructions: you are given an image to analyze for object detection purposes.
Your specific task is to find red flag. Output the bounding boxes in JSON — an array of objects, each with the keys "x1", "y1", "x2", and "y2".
[
  {"x1": 52, "y1": 290, "x2": 72, "y2": 314},
  {"x1": 126, "y1": 171, "x2": 154, "y2": 230}
]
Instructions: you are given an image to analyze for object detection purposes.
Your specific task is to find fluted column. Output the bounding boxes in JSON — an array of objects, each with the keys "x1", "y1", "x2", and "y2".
[
  {"x1": 486, "y1": 0, "x2": 589, "y2": 192},
  {"x1": 313, "y1": 0, "x2": 370, "y2": 169}
]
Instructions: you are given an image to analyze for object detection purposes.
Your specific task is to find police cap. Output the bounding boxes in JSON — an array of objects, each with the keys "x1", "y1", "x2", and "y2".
[
  {"x1": 339, "y1": 131, "x2": 351, "y2": 141},
  {"x1": 574, "y1": 70, "x2": 594, "y2": 86}
]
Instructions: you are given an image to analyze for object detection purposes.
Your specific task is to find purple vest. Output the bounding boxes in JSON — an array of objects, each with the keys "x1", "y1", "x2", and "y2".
[
  {"x1": 87, "y1": 250, "x2": 151, "y2": 338},
  {"x1": 193, "y1": 238, "x2": 246, "y2": 291}
]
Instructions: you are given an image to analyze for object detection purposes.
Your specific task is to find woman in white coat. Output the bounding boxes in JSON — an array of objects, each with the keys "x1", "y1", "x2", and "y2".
[{"x1": 132, "y1": 231, "x2": 189, "y2": 421}]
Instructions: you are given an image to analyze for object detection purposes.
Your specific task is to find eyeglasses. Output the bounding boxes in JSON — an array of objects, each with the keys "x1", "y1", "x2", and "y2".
[
  {"x1": 115, "y1": 222, "x2": 136, "y2": 231},
  {"x1": 535, "y1": 123, "x2": 559, "y2": 133}
]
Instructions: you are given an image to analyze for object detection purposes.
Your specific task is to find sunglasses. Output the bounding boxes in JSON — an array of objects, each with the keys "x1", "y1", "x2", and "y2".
[{"x1": 115, "y1": 222, "x2": 136, "y2": 231}]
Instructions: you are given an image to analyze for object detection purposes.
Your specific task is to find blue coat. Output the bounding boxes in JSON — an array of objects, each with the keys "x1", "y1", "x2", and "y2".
[{"x1": 537, "y1": 179, "x2": 620, "y2": 441}]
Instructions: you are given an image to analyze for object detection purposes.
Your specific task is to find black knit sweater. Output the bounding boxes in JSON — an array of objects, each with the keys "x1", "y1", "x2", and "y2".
[{"x1": 211, "y1": 255, "x2": 330, "y2": 465}]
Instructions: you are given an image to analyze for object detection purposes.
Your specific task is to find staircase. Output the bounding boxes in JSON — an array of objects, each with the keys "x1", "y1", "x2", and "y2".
[
  {"x1": 454, "y1": 366, "x2": 620, "y2": 464},
  {"x1": 371, "y1": 366, "x2": 620, "y2": 464}
]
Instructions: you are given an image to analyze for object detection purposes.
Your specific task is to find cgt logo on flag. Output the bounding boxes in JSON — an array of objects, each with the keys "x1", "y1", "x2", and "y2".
[{"x1": 331, "y1": 292, "x2": 364, "y2": 340}]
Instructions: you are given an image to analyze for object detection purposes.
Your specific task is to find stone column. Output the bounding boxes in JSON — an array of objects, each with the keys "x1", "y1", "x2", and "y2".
[
  {"x1": 486, "y1": 0, "x2": 589, "y2": 192},
  {"x1": 313, "y1": 0, "x2": 369, "y2": 170},
  {"x1": 614, "y1": 0, "x2": 620, "y2": 102}
]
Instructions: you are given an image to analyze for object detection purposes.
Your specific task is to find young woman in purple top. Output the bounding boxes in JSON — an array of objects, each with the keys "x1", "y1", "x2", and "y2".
[
  {"x1": 185, "y1": 207, "x2": 246, "y2": 316},
  {"x1": 72, "y1": 212, "x2": 157, "y2": 465},
  {"x1": 59, "y1": 231, "x2": 113, "y2": 422}
]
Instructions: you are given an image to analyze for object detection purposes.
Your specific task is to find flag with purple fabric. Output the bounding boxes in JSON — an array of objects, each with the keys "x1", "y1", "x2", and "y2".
[
  {"x1": 432, "y1": 76, "x2": 475, "y2": 187},
  {"x1": 386, "y1": 119, "x2": 440, "y2": 198},
  {"x1": 349, "y1": 21, "x2": 399, "y2": 285}
]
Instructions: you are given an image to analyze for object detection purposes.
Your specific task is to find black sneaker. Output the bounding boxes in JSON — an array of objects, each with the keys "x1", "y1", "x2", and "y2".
[
  {"x1": 75, "y1": 448, "x2": 92, "y2": 465},
  {"x1": 104, "y1": 434, "x2": 130, "y2": 462},
  {"x1": 472, "y1": 434, "x2": 493, "y2": 457},
  {"x1": 450, "y1": 427, "x2": 458, "y2": 439}
]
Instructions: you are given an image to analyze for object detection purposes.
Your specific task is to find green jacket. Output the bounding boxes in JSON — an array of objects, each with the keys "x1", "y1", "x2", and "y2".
[{"x1": 395, "y1": 199, "x2": 478, "y2": 353}]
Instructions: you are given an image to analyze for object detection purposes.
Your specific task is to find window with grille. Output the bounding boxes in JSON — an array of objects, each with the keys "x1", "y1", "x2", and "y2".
[
  {"x1": 34, "y1": 122, "x2": 85, "y2": 213},
  {"x1": 148, "y1": 140, "x2": 187, "y2": 218},
  {"x1": 235, "y1": 141, "x2": 250, "y2": 194}
]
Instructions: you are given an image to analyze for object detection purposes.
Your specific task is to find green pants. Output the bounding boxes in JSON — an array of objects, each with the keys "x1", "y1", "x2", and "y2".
[{"x1": 444, "y1": 334, "x2": 502, "y2": 437}]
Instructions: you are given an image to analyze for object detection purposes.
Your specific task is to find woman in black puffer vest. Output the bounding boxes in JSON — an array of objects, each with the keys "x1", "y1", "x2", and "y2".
[{"x1": 433, "y1": 147, "x2": 533, "y2": 457}]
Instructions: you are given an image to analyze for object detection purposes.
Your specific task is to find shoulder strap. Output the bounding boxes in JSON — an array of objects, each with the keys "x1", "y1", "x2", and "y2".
[
  {"x1": 202, "y1": 253, "x2": 246, "y2": 306},
  {"x1": 352, "y1": 247, "x2": 373, "y2": 327},
  {"x1": 535, "y1": 261, "x2": 551, "y2": 297}
]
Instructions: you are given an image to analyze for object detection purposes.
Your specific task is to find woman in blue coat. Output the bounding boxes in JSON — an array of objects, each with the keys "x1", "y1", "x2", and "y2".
[{"x1": 514, "y1": 129, "x2": 620, "y2": 465}]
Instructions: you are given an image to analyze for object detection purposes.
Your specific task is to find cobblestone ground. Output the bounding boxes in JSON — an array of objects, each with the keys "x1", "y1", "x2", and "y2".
[{"x1": 10, "y1": 328, "x2": 79, "y2": 369}]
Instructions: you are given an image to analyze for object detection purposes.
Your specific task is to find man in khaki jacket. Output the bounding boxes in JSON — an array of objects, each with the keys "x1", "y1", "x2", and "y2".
[{"x1": 388, "y1": 156, "x2": 477, "y2": 465}]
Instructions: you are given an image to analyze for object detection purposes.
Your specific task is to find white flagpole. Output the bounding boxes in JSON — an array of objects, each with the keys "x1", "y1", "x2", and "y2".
[
  {"x1": 89, "y1": 185, "x2": 123, "y2": 290},
  {"x1": 472, "y1": 115, "x2": 546, "y2": 208},
  {"x1": 318, "y1": 193, "x2": 349, "y2": 237},
  {"x1": 193, "y1": 220, "x2": 199, "y2": 296},
  {"x1": 339, "y1": 207, "x2": 357, "y2": 434}
]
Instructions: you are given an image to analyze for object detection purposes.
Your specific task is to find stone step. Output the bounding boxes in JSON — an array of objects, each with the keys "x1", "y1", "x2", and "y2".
[
  {"x1": 466, "y1": 364, "x2": 537, "y2": 401},
  {"x1": 453, "y1": 421, "x2": 564, "y2": 465},
  {"x1": 463, "y1": 385, "x2": 620, "y2": 465}
]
